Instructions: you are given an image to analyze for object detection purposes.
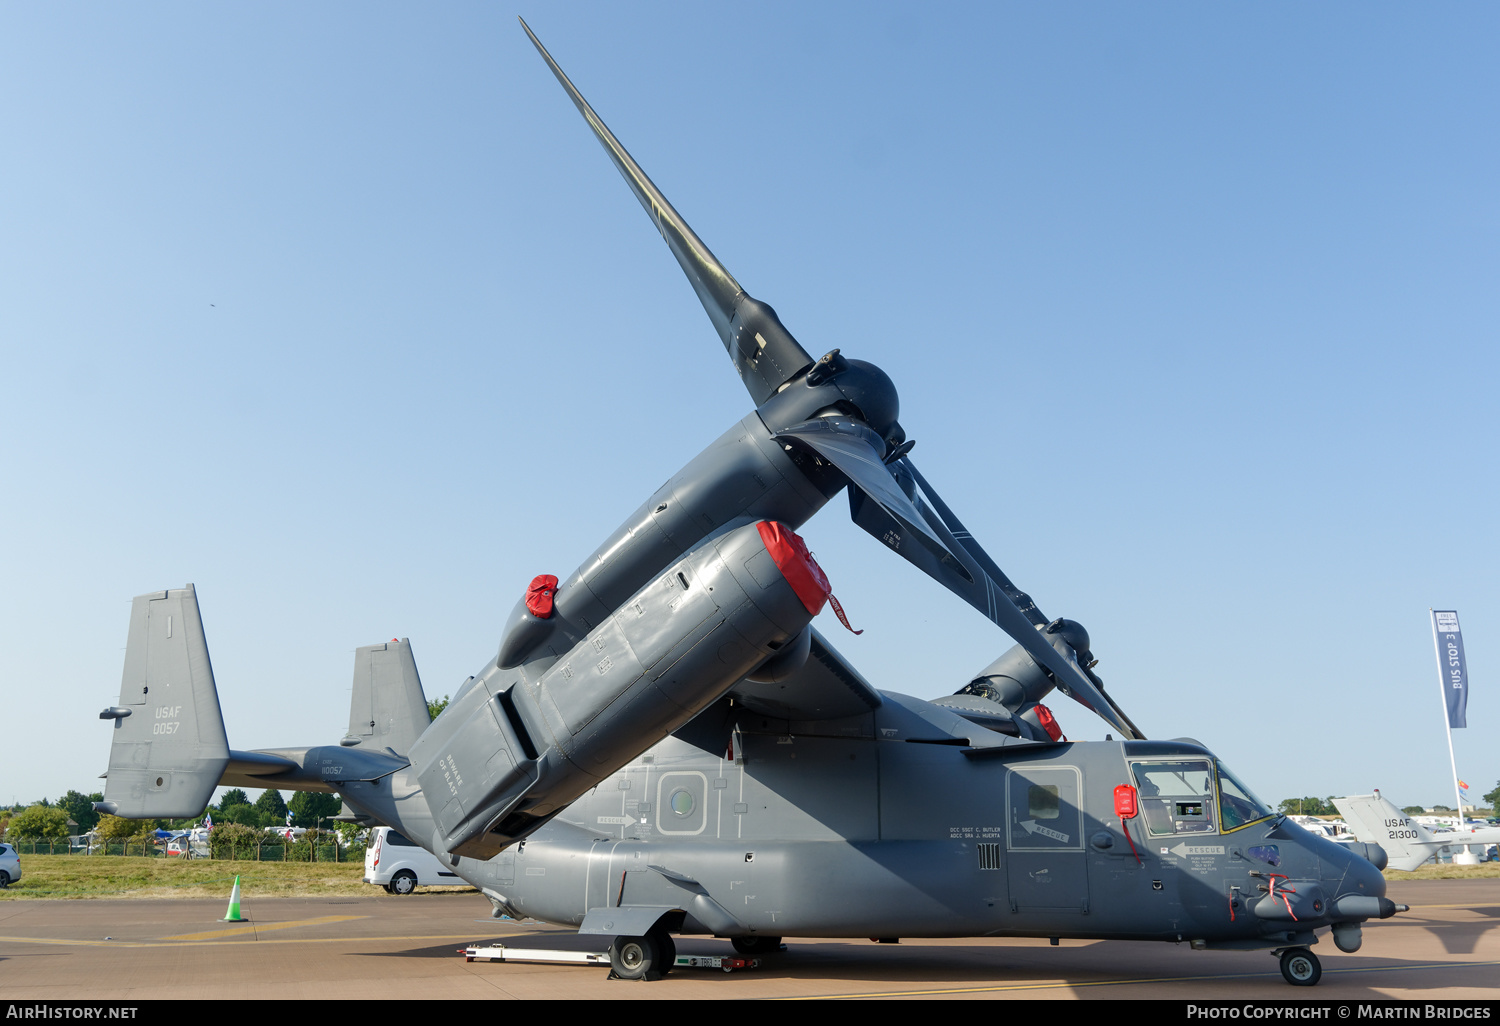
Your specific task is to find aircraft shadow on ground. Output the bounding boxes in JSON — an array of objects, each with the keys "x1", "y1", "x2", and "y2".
[
  {"x1": 347, "y1": 933, "x2": 1498, "y2": 994},
  {"x1": 1415, "y1": 903, "x2": 1500, "y2": 955}
]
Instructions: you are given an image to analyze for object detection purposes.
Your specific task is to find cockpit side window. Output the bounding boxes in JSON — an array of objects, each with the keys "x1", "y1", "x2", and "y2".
[
  {"x1": 1215, "y1": 760, "x2": 1273, "y2": 832},
  {"x1": 1130, "y1": 760, "x2": 1216, "y2": 835}
]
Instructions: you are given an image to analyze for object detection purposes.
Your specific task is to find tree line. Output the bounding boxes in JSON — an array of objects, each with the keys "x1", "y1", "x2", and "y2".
[{"x1": 2, "y1": 787, "x2": 345, "y2": 842}]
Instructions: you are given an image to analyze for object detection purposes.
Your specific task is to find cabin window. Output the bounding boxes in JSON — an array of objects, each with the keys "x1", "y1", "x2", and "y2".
[{"x1": 1028, "y1": 784, "x2": 1060, "y2": 820}]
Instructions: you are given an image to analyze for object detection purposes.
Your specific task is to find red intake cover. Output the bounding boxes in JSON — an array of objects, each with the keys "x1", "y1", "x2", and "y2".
[
  {"x1": 756, "y1": 521, "x2": 830, "y2": 616},
  {"x1": 1034, "y1": 702, "x2": 1065, "y2": 742},
  {"x1": 525, "y1": 574, "x2": 559, "y2": 618}
]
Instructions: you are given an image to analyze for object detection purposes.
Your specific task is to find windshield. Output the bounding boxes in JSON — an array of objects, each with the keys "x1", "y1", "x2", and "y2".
[{"x1": 1216, "y1": 759, "x2": 1273, "y2": 831}]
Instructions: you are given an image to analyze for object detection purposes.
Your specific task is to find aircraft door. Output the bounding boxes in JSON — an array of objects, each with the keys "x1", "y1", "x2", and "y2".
[{"x1": 1006, "y1": 765, "x2": 1088, "y2": 913}]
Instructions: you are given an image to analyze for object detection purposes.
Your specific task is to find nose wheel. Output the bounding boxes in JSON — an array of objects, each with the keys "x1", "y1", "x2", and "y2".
[{"x1": 1277, "y1": 947, "x2": 1321, "y2": 986}]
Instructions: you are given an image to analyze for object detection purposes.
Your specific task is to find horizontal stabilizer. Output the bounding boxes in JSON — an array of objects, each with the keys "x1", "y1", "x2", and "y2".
[{"x1": 97, "y1": 585, "x2": 230, "y2": 818}]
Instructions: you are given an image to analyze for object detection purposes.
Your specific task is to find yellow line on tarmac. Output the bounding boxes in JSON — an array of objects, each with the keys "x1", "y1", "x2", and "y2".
[
  {"x1": 0, "y1": 932, "x2": 485, "y2": 949},
  {"x1": 779, "y1": 959, "x2": 1500, "y2": 999},
  {"x1": 161, "y1": 914, "x2": 368, "y2": 940}
]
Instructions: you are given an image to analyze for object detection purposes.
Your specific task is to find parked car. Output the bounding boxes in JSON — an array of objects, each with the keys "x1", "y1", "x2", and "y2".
[
  {"x1": 364, "y1": 827, "x2": 462, "y2": 895},
  {"x1": 0, "y1": 843, "x2": 21, "y2": 888}
]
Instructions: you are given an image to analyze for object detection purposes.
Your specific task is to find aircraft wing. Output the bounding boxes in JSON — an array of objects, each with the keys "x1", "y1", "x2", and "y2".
[{"x1": 728, "y1": 628, "x2": 883, "y2": 720}]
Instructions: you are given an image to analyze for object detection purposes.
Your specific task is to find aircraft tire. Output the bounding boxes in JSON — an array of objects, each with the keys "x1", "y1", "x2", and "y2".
[
  {"x1": 732, "y1": 935, "x2": 781, "y2": 955},
  {"x1": 655, "y1": 929, "x2": 676, "y2": 977},
  {"x1": 390, "y1": 870, "x2": 418, "y2": 896},
  {"x1": 1279, "y1": 948, "x2": 1321, "y2": 986},
  {"x1": 609, "y1": 933, "x2": 667, "y2": 981}
]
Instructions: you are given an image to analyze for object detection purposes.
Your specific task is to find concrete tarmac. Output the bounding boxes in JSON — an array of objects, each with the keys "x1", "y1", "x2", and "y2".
[{"x1": 0, "y1": 880, "x2": 1496, "y2": 1000}]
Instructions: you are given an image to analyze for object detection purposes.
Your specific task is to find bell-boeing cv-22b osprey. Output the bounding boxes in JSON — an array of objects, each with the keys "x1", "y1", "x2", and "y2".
[{"x1": 94, "y1": 19, "x2": 1405, "y2": 988}]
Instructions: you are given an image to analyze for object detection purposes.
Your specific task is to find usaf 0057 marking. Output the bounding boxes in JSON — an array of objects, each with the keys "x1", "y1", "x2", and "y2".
[{"x1": 93, "y1": 19, "x2": 1406, "y2": 988}]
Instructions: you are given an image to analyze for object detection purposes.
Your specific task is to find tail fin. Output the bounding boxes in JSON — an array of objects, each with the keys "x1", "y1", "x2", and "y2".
[
  {"x1": 97, "y1": 585, "x2": 230, "y2": 818},
  {"x1": 1332, "y1": 792, "x2": 1441, "y2": 871},
  {"x1": 341, "y1": 639, "x2": 430, "y2": 757}
]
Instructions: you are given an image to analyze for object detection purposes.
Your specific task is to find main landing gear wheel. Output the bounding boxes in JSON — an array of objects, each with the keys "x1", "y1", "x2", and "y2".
[
  {"x1": 1279, "y1": 947, "x2": 1321, "y2": 986},
  {"x1": 731, "y1": 935, "x2": 781, "y2": 955},
  {"x1": 389, "y1": 870, "x2": 417, "y2": 895},
  {"x1": 609, "y1": 928, "x2": 674, "y2": 980}
]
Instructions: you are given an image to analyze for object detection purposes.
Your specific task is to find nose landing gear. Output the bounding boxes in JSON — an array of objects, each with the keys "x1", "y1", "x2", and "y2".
[{"x1": 1276, "y1": 946, "x2": 1322, "y2": 986}]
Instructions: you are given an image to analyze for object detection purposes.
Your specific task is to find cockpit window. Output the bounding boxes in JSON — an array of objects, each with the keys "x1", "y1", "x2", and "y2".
[
  {"x1": 1215, "y1": 760, "x2": 1273, "y2": 831},
  {"x1": 1131, "y1": 760, "x2": 1216, "y2": 835}
]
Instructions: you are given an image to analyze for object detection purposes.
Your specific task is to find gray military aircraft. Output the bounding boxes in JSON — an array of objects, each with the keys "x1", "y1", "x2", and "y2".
[{"x1": 94, "y1": 21, "x2": 1406, "y2": 988}]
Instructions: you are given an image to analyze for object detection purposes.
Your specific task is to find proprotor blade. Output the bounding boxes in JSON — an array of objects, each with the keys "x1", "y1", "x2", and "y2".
[
  {"x1": 520, "y1": 19, "x2": 813, "y2": 403},
  {"x1": 850, "y1": 457, "x2": 1142, "y2": 740},
  {"x1": 776, "y1": 417, "x2": 962, "y2": 572}
]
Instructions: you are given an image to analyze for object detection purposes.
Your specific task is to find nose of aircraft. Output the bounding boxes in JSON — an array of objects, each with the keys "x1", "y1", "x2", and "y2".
[{"x1": 1323, "y1": 840, "x2": 1407, "y2": 953}]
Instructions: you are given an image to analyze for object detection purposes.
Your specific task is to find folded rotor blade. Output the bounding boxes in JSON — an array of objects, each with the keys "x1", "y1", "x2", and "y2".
[
  {"x1": 902, "y1": 461, "x2": 1044, "y2": 627},
  {"x1": 775, "y1": 418, "x2": 964, "y2": 574},
  {"x1": 850, "y1": 458, "x2": 1140, "y2": 740},
  {"x1": 520, "y1": 19, "x2": 813, "y2": 404}
]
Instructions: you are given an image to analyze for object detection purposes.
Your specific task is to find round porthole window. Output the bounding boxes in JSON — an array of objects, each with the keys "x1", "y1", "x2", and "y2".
[{"x1": 670, "y1": 789, "x2": 694, "y2": 817}]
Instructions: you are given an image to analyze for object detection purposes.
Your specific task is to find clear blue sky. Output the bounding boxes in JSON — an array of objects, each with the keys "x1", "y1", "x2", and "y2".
[{"x1": 2, "y1": 2, "x2": 1495, "y2": 813}]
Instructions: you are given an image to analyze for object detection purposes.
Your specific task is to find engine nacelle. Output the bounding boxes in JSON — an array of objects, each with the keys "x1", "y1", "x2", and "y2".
[{"x1": 409, "y1": 520, "x2": 826, "y2": 860}]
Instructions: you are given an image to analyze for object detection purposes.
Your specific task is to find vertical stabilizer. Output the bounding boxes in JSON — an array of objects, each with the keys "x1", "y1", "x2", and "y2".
[
  {"x1": 97, "y1": 585, "x2": 230, "y2": 818},
  {"x1": 343, "y1": 639, "x2": 431, "y2": 757},
  {"x1": 1332, "y1": 793, "x2": 1441, "y2": 872}
]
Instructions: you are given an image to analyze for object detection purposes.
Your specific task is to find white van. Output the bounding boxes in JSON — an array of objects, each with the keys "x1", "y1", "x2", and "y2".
[{"x1": 364, "y1": 827, "x2": 464, "y2": 895}]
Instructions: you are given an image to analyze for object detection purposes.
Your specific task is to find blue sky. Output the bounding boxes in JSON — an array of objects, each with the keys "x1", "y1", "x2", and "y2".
[{"x1": 2, "y1": 2, "x2": 1495, "y2": 814}]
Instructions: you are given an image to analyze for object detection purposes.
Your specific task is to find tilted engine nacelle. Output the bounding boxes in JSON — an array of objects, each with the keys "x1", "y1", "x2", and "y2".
[
  {"x1": 409, "y1": 520, "x2": 829, "y2": 860},
  {"x1": 937, "y1": 619, "x2": 1095, "y2": 741}
]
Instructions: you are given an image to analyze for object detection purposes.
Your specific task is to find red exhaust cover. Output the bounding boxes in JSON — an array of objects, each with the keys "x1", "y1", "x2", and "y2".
[
  {"x1": 526, "y1": 574, "x2": 559, "y2": 618},
  {"x1": 1034, "y1": 702, "x2": 1065, "y2": 742},
  {"x1": 756, "y1": 521, "x2": 830, "y2": 615}
]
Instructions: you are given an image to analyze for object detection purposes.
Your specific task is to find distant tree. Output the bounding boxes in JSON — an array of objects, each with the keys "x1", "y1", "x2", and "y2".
[
  {"x1": 1402, "y1": 806, "x2": 1425, "y2": 816},
  {"x1": 58, "y1": 791, "x2": 104, "y2": 835},
  {"x1": 96, "y1": 815, "x2": 146, "y2": 841},
  {"x1": 1483, "y1": 781, "x2": 1500, "y2": 811},
  {"x1": 288, "y1": 791, "x2": 341, "y2": 829},
  {"x1": 332, "y1": 821, "x2": 368, "y2": 848},
  {"x1": 1432, "y1": 805, "x2": 1452, "y2": 813},
  {"x1": 254, "y1": 790, "x2": 288, "y2": 822},
  {"x1": 217, "y1": 789, "x2": 251, "y2": 811},
  {"x1": 220, "y1": 804, "x2": 271, "y2": 829},
  {"x1": 209, "y1": 823, "x2": 263, "y2": 860},
  {"x1": 427, "y1": 695, "x2": 449, "y2": 721},
  {"x1": 1278, "y1": 797, "x2": 1333, "y2": 817},
  {"x1": 8, "y1": 805, "x2": 69, "y2": 839}
]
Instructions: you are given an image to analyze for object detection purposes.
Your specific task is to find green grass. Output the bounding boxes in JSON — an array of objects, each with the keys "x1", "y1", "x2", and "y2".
[
  {"x1": 1385, "y1": 862, "x2": 1500, "y2": 881},
  {"x1": 0, "y1": 855, "x2": 473, "y2": 900}
]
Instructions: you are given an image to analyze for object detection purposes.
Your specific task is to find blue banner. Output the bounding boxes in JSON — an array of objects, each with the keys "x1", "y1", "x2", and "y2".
[{"x1": 1432, "y1": 610, "x2": 1468, "y2": 729}]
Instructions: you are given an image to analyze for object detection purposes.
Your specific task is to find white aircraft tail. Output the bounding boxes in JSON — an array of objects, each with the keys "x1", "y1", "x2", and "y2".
[{"x1": 1331, "y1": 792, "x2": 1443, "y2": 872}]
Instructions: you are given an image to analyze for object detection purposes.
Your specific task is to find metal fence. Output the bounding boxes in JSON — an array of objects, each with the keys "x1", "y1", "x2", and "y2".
[{"x1": 7, "y1": 838, "x2": 365, "y2": 862}]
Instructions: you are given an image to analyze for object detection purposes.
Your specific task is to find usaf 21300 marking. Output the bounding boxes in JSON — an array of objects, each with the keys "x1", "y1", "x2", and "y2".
[{"x1": 95, "y1": 20, "x2": 1405, "y2": 988}]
